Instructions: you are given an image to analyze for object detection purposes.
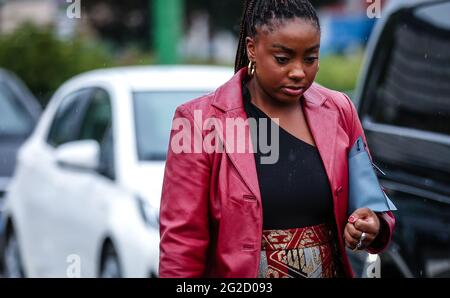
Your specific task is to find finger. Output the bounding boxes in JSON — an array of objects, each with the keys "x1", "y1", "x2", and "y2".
[
  {"x1": 348, "y1": 214, "x2": 358, "y2": 224},
  {"x1": 347, "y1": 223, "x2": 378, "y2": 250},
  {"x1": 351, "y1": 208, "x2": 371, "y2": 220},
  {"x1": 354, "y1": 218, "x2": 379, "y2": 235},
  {"x1": 348, "y1": 208, "x2": 372, "y2": 224},
  {"x1": 344, "y1": 226, "x2": 357, "y2": 249},
  {"x1": 343, "y1": 225, "x2": 354, "y2": 247},
  {"x1": 347, "y1": 223, "x2": 363, "y2": 240}
]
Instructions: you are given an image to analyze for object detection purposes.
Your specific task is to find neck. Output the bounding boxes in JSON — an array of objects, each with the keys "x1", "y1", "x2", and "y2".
[{"x1": 247, "y1": 76, "x2": 301, "y2": 117}]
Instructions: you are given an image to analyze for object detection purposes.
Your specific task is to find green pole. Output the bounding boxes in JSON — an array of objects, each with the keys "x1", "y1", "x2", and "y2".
[{"x1": 153, "y1": 0, "x2": 183, "y2": 64}]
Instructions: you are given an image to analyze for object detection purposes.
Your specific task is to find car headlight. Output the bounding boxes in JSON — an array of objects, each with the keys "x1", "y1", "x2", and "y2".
[{"x1": 136, "y1": 196, "x2": 159, "y2": 229}]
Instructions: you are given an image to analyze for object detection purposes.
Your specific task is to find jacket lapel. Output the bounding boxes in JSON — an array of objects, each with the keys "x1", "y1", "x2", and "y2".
[
  {"x1": 303, "y1": 85, "x2": 338, "y2": 194},
  {"x1": 219, "y1": 110, "x2": 262, "y2": 200},
  {"x1": 212, "y1": 69, "x2": 262, "y2": 200}
]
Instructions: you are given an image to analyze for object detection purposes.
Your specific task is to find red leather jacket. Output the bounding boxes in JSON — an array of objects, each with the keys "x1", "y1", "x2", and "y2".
[{"x1": 159, "y1": 68, "x2": 395, "y2": 278}]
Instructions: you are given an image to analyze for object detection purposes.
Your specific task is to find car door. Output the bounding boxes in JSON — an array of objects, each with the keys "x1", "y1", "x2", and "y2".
[
  {"x1": 55, "y1": 87, "x2": 118, "y2": 277},
  {"x1": 18, "y1": 88, "x2": 91, "y2": 277}
]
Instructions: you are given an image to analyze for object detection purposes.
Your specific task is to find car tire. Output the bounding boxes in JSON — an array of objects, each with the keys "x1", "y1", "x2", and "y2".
[
  {"x1": 100, "y1": 244, "x2": 122, "y2": 278},
  {"x1": 3, "y1": 229, "x2": 25, "y2": 278}
]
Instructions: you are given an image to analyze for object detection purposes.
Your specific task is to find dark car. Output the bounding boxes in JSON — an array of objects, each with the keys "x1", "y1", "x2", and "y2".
[
  {"x1": 353, "y1": 0, "x2": 450, "y2": 277},
  {"x1": 0, "y1": 68, "x2": 40, "y2": 274},
  {"x1": 0, "y1": 68, "x2": 40, "y2": 213}
]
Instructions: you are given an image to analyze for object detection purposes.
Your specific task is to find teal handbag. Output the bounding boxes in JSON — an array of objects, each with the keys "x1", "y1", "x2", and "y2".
[{"x1": 348, "y1": 136, "x2": 397, "y2": 215}]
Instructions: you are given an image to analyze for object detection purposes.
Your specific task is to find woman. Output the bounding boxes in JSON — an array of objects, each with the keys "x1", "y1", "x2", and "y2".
[{"x1": 159, "y1": 0, "x2": 395, "y2": 278}]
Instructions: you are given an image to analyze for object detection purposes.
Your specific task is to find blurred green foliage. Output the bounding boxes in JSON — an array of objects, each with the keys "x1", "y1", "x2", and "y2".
[
  {"x1": 0, "y1": 23, "x2": 153, "y2": 106},
  {"x1": 0, "y1": 23, "x2": 364, "y2": 107},
  {"x1": 315, "y1": 51, "x2": 364, "y2": 93}
]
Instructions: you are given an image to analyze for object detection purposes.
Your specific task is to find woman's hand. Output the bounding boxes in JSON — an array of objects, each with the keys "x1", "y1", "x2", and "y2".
[{"x1": 344, "y1": 208, "x2": 380, "y2": 250}]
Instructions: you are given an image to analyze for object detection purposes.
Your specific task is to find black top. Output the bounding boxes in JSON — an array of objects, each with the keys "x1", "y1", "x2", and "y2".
[{"x1": 242, "y1": 83, "x2": 334, "y2": 230}]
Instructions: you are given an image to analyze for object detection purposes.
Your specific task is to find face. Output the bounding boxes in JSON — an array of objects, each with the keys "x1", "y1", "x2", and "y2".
[{"x1": 246, "y1": 18, "x2": 320, "y2": 105}]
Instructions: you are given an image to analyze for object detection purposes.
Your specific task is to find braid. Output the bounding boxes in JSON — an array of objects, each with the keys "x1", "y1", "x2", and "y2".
[
  {"x1": 234, "y1": 0, "x2": 256, "y2": 73},
  {"x1": 234, "y1": 0, "x2": 321, "y2": 73}
]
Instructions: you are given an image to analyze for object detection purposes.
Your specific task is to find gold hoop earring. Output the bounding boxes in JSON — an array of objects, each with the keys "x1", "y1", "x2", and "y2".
[{"x1": 248, "y1": 61, "x2": 255, "y2": 76}]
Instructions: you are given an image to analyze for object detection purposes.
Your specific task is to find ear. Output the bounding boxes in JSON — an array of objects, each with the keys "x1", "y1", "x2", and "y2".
[{"x1": 245, "y1": 37, "x2": 256, "y2": 62}]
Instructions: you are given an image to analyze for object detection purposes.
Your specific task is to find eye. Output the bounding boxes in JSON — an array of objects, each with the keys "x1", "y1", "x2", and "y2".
[
  {"x1": 274, "y1": 56, "x2": 289, "y2": 64},
  {"x1": 304, "y1": 57, "x2": 319, "y2": 64}
]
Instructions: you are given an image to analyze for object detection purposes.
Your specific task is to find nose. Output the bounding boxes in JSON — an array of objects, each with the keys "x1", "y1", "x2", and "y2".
[{"x1": 288, "y1": 63, "x2": 306, "y2": 81}]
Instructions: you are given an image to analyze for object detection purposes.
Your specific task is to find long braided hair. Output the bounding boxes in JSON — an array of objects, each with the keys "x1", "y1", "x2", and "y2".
[{"x1": 234, "y1": 0, "x2": 321, "y2": 73}]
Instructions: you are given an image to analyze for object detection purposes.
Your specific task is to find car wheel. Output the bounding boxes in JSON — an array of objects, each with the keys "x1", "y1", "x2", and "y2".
[
  {"x1": 3, "y1": 230, "x2": 25, "y2": 278},
  {"x1": 100, "y1": 244, "x2": 122, "y2": 278}
]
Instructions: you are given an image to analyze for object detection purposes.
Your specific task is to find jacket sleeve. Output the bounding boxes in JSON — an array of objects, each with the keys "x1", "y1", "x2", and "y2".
[
  {"x1": 343, "y1": 93, "x2": 396, "y2": 254},
  {"x1": 159, "y1": 106, "x2": 211, "y2": 277}
]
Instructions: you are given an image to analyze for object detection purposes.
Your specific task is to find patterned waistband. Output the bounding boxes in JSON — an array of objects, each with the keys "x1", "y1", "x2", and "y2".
[
  {"x1": 259, "y1": 223, "x2": 341, "y2": 278},
  {"x1": 261, "y1": 223, "x2": 334, "y2": 251}
]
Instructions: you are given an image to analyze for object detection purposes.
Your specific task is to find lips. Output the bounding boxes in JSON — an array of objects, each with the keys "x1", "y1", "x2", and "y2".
[{"x1": 281, "y1": 86, "x2": 305, "y2": 97}]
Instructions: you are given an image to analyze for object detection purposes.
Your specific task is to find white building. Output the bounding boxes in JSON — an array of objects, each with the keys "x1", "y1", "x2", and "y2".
[
  {"x1": 0, "y1": 0, "x2": 58, "y2": 34},
  {"x1": 0, "y1": 0, "x2": 81, "y2": 38}
]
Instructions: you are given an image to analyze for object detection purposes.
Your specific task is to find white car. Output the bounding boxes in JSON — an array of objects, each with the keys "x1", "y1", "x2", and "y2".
[{"x1": 0, "y1": 65, "x2": 233, "y2": 278}]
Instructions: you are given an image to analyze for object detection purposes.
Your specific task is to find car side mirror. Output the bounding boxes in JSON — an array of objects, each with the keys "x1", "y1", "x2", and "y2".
[{"x1": 56, "y1": 140, "x2": 100, "y2": 172}]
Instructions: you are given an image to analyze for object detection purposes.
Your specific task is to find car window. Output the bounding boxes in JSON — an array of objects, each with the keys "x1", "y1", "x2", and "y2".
[
  {"x1": 78, "y1": 88, "x2": 112, "y2": 143},
  {"x1": 78, "y1": 88, "x2": 114, "y2": 179},
  {"x1": 47, "y1": 89, "x2": 91, "y2": 147},
  {"x1": 368, "y1": 6, "x2": 450, "y2": 136},
  {"x1": 98, "y1": 124, "x2": 115, "y2": 180},
  {"x1": 133, "y1": 91, "x2": 208, "y2": 161},
  {"x1": 0, "y1": 81, "x2": 33, "y2": 136}
]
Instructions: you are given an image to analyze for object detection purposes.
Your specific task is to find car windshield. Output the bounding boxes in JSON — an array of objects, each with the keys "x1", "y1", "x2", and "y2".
[
  {"x1": 133, "y1": 91, "x2": 209, "y2": 161},
  {"x1": 368, "y1": 3, "x2": 450, "y2": 136},
  {"x1": 0, "y1": 81, "x2": 33, "y2": 136}
]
